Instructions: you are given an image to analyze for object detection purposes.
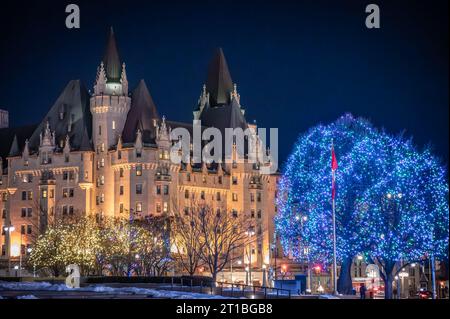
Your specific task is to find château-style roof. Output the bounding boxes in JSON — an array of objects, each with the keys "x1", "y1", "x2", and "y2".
[
  {"x1": 103, "y1": 27, "x2": 122, "y2": 83},
  {"x1": 199, "y1": 49, "x2": 247, "y2": 132},
  {"x1": 122, "y1": 80, "x2": 159, "y2": 144},
  {"x1": 27, "y1": 80, "x2": 92, "y2": 153},
  {"x1": 205, "y1": 48, "x2": 234, "y2": 106}
]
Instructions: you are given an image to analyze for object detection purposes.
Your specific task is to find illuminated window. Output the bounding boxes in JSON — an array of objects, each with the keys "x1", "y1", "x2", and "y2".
[
  {"x1": 100, "y1": 175, "x2": 105, "y2": 185},
  {"x1": 101, "y1": 158, "x2": 105, "y2": 167},
  {"x1": 41, "y1": 190, "x2": 47, "y2": 199},
  {"x1": 163, "y1": 185, "x2": 169, "y2": 195},
  {"x1": 136, "y1": 202, "x2": 142, "y2": 213},
  {"x1": 232, "y1": 193, "x2": 238, "y2": 201},
  {"x1": 163, "y1": 202, "x2": 168, "y2": 213},
  {"x1": 136, "y1": 165, "x2": 142, "y2": 176},
  {"x1": 112, "y1": 120, "x2": 116, "y2": 130},
  {"x1": 119, "y1": 203, "x2": 124, "y2": 214},
  {"x1": 156, "y1": 203, "x2": 161, "y2": 213}
]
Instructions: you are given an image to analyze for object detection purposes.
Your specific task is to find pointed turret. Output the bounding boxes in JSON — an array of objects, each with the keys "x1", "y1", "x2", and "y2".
[
  {"x1": 103, "y1": 27, "x2": 122, "y2": 83},
  {"x1": 122, "y1": 80, "x2": 159, "y2": 143},
  {"x1": 8, "y1": 135, "x2": 20, "y2": 157},
  {"x1": 205, "y1": 48, "x2": 234, "y2": 106}
]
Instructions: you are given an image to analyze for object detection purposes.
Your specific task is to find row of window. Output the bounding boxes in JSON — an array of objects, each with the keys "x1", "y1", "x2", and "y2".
[
  {"x1": 118, "y1": 202, "x2": 168, "y2": 214},
  {"x1": 1, "y1": 244, "x2": 32, "y2": 256},
  {"x1": 21, "y1": 187, "x2": 74, "y2": 200},
  {"x1": 1, "y1": 224, "x2": 32, "y2": 235},
  {"x1": 186, "y1": 173, "x2": 223, "y2": 184}
]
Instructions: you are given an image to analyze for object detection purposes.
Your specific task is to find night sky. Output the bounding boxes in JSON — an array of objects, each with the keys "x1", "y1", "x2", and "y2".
[{"x1": 0, "y1": 0, "x2": 448, "y2": 167}]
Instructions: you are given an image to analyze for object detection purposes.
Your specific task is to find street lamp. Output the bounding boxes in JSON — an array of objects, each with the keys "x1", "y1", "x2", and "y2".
[
  {"x1": 3, "y1": 225, "x2": 15, "y2": 276},
  {"x1": 245, "y1": 266, "x2": 250, "y2": 285},
  {"x1": 262, "y1": 264, "x2": 267, "y2": 287},
  {"x1": 246, "y1": 228, "x2": 255, "y2": 286}
]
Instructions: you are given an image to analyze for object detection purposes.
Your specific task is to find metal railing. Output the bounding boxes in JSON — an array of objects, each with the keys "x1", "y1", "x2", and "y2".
[{"x1": 163, "y1": 277, "x2": 291, "y2": 299}]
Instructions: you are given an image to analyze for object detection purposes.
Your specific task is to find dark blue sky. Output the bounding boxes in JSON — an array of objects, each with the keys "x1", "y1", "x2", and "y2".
[{"x1": 0, "y1": 0, "x2": 448, "y2": 166}]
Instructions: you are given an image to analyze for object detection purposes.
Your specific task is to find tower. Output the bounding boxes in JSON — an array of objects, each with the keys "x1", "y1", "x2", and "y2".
[{"x1": 90, "y1": 28, "x2": 131, "y2": 217}]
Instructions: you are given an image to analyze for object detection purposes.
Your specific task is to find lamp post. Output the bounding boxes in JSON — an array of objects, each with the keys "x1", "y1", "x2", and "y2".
[
  {"x1": 3, "y1": 225, "x2": 15, "y2": 276},
  {"x1": 27, "y1": 247, "x2": 35, "y2": 277},
  {"x1": 19, "y1": 231, "x2": 23, "y2": 277},
  {"x1": 262, "y1": 264, "x2": 267, "y2": 287},
  {"x1": 246, "y1": 227, "x2": 255, "y2": 286},
  {"x1": 245, "y1": 266, "x2": 249, "y2": 285}
]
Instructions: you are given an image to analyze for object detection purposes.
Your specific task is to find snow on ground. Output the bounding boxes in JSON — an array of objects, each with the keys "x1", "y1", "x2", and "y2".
[
  {"x1": 319, "y1": 294, "x2": 340, "y2": 299},
  {"x1": 16, "y1": 295, "x2": 39, "y2": 299},
  {"x1": 0, "y1": 281, "x2": 230, "y2": 299}
]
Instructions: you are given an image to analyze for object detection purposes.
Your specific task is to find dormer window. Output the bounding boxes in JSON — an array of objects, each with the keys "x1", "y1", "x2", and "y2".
[
  {"x1": 41, "y1": 152, "x2": 51, "y2": 164},
  {"x1": 112, "y1": 120, "x2": 116, "y2": 130},
  {"x1": 59, "y1": 105, "x2": 65, "y2": 120},
  {"x1": 136, "y1": 150, "x2": 142, "y2": 158}
]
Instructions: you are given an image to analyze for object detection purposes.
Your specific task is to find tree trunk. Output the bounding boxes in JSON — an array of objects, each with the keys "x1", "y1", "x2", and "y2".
[
  {"x1": 337, "y1": 256, "x2": 353, "y2": 295},
  {"x1": 384, "y1": 261, "x2": 395, "y2": 299}
]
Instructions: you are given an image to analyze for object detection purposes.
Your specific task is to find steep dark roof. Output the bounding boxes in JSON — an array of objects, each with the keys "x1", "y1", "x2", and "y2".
[
  {"x1": 199, "y1": 49, "x2": 247, "y2": 133},
  {"x1": 199, "y1": 97, "x2": 247, "y2": 133},
  {"x1": 122, "y1": 80, "x2": 159, "y2": 144},
  {"x1": 103, "y1": 27, "x2": 122, "y2": 83},
  {"x1": 28, "y1": 80, "x2": 92, "y2": 153},
  {"x1": 205, "y1": 48, "x2": 234, "y2": 106},
  {"x1": 0, "y1": 124, "x2": 37, "y2": 165}
]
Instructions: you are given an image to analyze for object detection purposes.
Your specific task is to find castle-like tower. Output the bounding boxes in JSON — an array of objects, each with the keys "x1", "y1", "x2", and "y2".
[
  {"x1": 90, "y1": 28, "x2": 131, "y2": 217},
  {"x1": 0, "y1": 29, "x2": 278, "y2": 278}
]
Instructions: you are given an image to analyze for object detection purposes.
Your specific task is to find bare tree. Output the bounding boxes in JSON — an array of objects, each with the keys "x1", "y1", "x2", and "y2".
[
  {"x1": 194, "y1": 203, "x2": 251, "y2": 283},
  {"x1": 170, "y1": 201, "x2": 205, "y2": 276}
]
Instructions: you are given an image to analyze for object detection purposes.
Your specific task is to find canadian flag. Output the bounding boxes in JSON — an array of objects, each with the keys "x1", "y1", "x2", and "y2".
[{"x1": 331, "y1": 144, "x2": 338, "y2": 200}]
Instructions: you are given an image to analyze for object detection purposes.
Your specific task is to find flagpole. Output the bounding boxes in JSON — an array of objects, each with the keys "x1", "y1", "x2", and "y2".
[{"x1": 332, "y1": 141, "x2": 338, "y2": 295}]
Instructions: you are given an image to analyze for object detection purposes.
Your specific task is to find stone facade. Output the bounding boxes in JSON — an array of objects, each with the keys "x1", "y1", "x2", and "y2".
[{"x1": 0, "y1": 29, "x2": 279, "y2": 274}]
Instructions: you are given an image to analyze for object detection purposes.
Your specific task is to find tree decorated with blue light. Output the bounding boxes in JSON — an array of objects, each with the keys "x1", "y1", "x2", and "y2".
[
  {"x1": 362, "y1": 139, "x2": 449, "y2": 298},
  {"x1": 275, "y1": 114, "x2": 449, "y2": 298}
]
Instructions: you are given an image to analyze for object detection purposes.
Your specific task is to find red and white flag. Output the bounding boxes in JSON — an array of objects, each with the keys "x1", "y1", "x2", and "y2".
[{"x1": 331, "y1": 143, "x2": 338, "y2": 200}]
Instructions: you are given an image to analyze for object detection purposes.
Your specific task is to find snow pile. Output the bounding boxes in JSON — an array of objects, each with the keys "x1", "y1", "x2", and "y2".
[
  {"x1": 319, "y1": 294, "x2": 340, "y2": 299},
  {"x1": 16, "y1": 295, "x2": 39, "y2": 299},
  {"x1": 0, "y1": 281, "x2": 230, "y2": 299}
]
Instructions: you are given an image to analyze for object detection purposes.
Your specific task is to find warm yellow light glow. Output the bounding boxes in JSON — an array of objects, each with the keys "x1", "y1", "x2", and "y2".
[{"x1": 11, "y1": 244, "x2": 20, "y2": 257}]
